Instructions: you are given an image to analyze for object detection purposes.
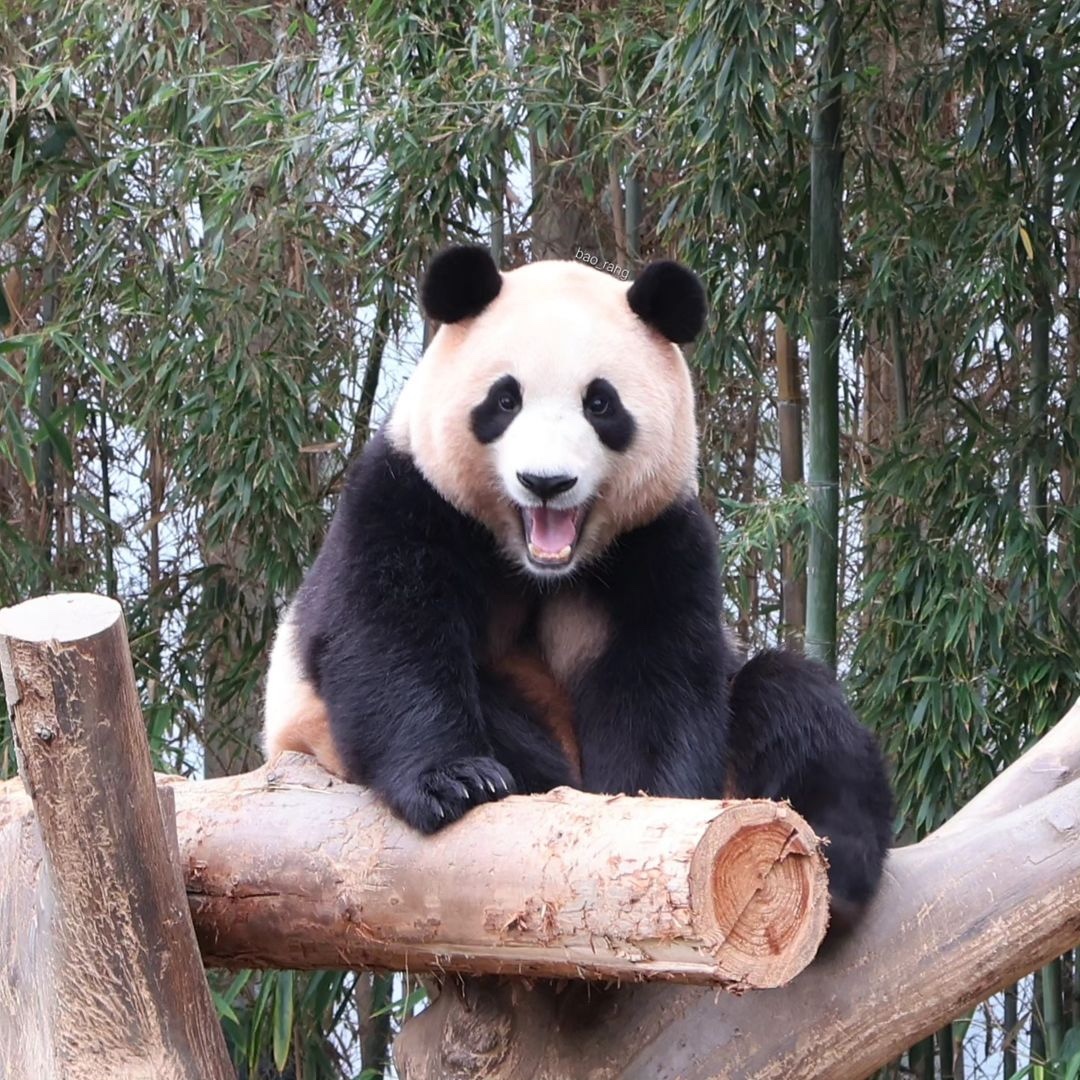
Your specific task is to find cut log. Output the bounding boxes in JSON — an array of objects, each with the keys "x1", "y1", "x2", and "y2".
[
  {"x1": 0, "y1": 594, "x2": 233, "y2": 1080},
  {"x1": 0, "y1": 756, "x2": 829, "y2": 989},
  {"x1": 1, "y1": 763, "x2": 829, "y2": 991},
  {"x1": 175, "y1": 754, "x2": 827, "y2": 987},
  {"x1": 1, "y1": 753, "x2": 828, "y2": 985},
  {"x1": 3, "y1": 756, "x2": 828, "y2": 985}
]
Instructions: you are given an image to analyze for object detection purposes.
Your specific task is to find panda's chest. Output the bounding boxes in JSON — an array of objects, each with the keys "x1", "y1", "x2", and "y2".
[{"x1": 483, "y1": 587, "x2": 611, "y2": 688}]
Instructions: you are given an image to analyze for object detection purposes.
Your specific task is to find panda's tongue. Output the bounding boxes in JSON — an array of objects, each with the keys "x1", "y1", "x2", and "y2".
[{"x1": 525, "y1": 507, "x2": 578, "y2": 561}]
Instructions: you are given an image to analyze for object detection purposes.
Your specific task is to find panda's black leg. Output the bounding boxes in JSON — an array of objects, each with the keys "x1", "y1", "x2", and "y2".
[{"x1": 728, "y1": 649, "x2": 893, "y2": 931}]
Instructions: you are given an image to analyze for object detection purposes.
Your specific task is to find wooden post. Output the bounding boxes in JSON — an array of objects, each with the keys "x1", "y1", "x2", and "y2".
[{"x1": 0, "y1": 593, "x2": 233, "y2": 1080}]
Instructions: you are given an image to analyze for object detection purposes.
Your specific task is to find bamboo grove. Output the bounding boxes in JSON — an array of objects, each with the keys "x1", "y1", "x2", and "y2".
[{"x1": 1, "y1": 0, "x2": 1078, "y2": 1076}]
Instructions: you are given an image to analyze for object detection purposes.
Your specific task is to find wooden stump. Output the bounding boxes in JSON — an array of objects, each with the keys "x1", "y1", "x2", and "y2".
[{"x1": 0, "y1": 593, "x2": 233, "y2": 1080}]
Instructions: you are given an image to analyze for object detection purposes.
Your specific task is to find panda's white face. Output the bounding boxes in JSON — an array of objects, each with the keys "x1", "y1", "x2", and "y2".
[
  {"x1": 474, "y1": 363, "x2": 639, "y2": 572},
  {"x1": 388, "y1": 259, "x2": 699, "y2": 578}
]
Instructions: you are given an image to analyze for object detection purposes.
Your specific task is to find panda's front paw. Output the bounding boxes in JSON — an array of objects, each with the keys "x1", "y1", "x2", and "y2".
[{"x1": 392, "y1": 757, "x2": 516, "y2": 834}]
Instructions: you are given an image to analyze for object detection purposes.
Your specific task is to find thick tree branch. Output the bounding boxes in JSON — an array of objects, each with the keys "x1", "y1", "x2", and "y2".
[{"x1": 935, "y1": 696, "x2": 1080, "y2": 838}]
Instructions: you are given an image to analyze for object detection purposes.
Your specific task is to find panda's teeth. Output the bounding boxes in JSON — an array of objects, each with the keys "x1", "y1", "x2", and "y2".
[{"x1": 527, "y1": 542, "x2": 573, "y2": 563}]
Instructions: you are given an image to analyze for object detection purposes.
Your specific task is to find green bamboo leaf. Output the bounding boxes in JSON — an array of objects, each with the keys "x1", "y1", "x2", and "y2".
[
  {"x1": 0, "y1": 352, "x2": 19, "y2": 381},
  {"x1": 2, "y1": 403, "x2": 35, "y2": 484},
  {"x1": 932, "y1": 0, "x2": 946, "y2": 42},
  {"x1": 210, "y1": 989, "x2": 239, "y2": 1024},
  {"x1": 272, "y1": 970, "x2": 294, "y2": 1072},
  {"x1": 33, "y1": 409, "x2": 74, "y2": 472},
  {"x1": 247, "y1": 974, "x2": 277, "y2": 1077}
]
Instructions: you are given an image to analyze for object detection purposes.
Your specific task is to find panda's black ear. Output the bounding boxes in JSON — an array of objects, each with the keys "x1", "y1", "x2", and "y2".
[
  {"x1": 421, "y1": 245, "x2": 502, "y2": 324},
  {"x1": 627, "y1": 261, "x2": 706, "y2": 344}
]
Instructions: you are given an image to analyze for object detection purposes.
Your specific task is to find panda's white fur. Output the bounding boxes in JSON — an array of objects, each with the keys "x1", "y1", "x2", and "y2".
[
  {"x1": 262, "y1": 611, "x2": 341, "y2": 774},
  {"x1": 386, "y1": 260, "x2": 698, "y2": 575}
]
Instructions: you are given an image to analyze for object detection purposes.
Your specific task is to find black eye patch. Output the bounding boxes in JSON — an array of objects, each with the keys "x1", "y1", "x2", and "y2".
[
  {"x1": 470, "y1": 374, "x2": 522, "y2": 444},
  {"x1": 583, "y1": 378, "x2": 635, "y2": 452}
]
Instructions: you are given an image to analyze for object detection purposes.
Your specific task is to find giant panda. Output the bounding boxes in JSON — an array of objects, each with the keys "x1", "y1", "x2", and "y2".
[{"x1": 264, "y1": 245, "x2": 893, "y2": 929}]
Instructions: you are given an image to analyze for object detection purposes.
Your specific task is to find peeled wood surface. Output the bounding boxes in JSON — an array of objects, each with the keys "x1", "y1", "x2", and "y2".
[
  {"x1": 0, "y1": 756, "x2": 828, "y2": 986},
  {"x1": 395, "y1": 697, "x2": 1080, "y2": 1080},
  {"x1": 171, "y1": 754, "x2": 827, "y2": 987},
  {"x1": 0, "y1": 594, "x2": 233, "y2": 1080}
]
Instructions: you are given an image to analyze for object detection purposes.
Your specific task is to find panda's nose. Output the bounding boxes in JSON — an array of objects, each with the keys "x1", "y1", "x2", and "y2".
[{"x1": 517, "y1": 472, "x2": 578, "y2": 501}]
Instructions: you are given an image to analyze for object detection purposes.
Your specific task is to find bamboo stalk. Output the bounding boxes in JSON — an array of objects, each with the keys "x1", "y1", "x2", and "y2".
[
  {"x1": 490, "y1": 0, "x2": 506, "y2": 268},
  {"x1": 625, "y1": 168, "x2": 643, "y2": 265},
  {"x1": 355, "y1": 279, "x2": 393, "y2": 446},
  {"x1": 888, "y1": 305, "x2": 909, "y2": 429},
  {"x1": 1027, "y1": 163, "x2": 1052, "y2": 537},
  {"x1": 1031, "y1": 59, "x2": 1058, "y2": 1054},
  {"x1": 1073, "y1": 948, "x2": 1080, "y2": 1027},
  {"x1": 938, "y1": 1024, "x2": 954, "y2": 1080},
  {"x1": 1044, "y1": 957, "x2": 1064, "y2": 1060},
  {"x1": 1003, "y1": 983, "x2": 1018, "y2": 1077},
  {"x1": 909, "y1": 1035, "x2": 934, "y2": 1080},
  {"x1": 594, "y1": 38, "x2": 626, "y2": 266},
  {"x1": 1031, "y1": 968, "x2": 1046, "y2": 1063},
  {"x1": 776, "y1": 318, "x2": 806, "y2": 647},
  {"x1": 98, "y1": 377, "x2": 117, "y2": 599},
  {"x1": 806, "y1": 0, "x2": 844, "y2": 668}
]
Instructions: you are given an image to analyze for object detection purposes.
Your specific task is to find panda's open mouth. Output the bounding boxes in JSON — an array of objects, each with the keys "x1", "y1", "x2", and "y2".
[{"x1": 519, "y1": 505, "x2": 588, "y2": 568}]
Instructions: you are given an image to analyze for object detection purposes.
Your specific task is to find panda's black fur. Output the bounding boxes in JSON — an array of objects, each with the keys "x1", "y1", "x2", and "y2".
[
  {"x1": 284, "y1": 247, "x2": 892, "y2": 929},
  {"x1": 293, "y1": 429, "x2": 579, "y2": 820}
]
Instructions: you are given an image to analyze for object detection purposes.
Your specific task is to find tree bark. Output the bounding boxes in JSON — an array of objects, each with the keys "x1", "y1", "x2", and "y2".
[{"x1": 0, "y1": 593, "x2": 233, "y2": 1080}]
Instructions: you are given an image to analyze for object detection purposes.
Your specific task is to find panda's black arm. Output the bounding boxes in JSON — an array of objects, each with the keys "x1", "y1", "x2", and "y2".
[
  {"x1": 292, "y1": 433, "x2": 514, "y2": 833},
  {"x1": 572, "y1": 496, "x2": 892, "y2": 924},
  {"x1": 572, "y1": 497, "x2": 733, "y2": 799}
]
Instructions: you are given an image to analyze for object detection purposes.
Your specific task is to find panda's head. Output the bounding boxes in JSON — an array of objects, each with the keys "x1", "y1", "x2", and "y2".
[{"x1": 387, "y1": 246, "x2": 705, "y2": 578}]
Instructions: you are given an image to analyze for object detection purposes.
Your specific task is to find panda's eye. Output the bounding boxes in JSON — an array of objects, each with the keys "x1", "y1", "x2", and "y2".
[
  {"x1": 585, "y1": 391, "x2": 610, "y2": 417},
  {"x1": 498, "y1": 392, "x2": 519, "y2": 412}
]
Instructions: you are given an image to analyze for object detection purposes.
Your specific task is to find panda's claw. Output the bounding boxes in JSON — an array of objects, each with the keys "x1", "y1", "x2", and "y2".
[{"x1": 391, "y1": 756, "x2": 516, "y2": 834}]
